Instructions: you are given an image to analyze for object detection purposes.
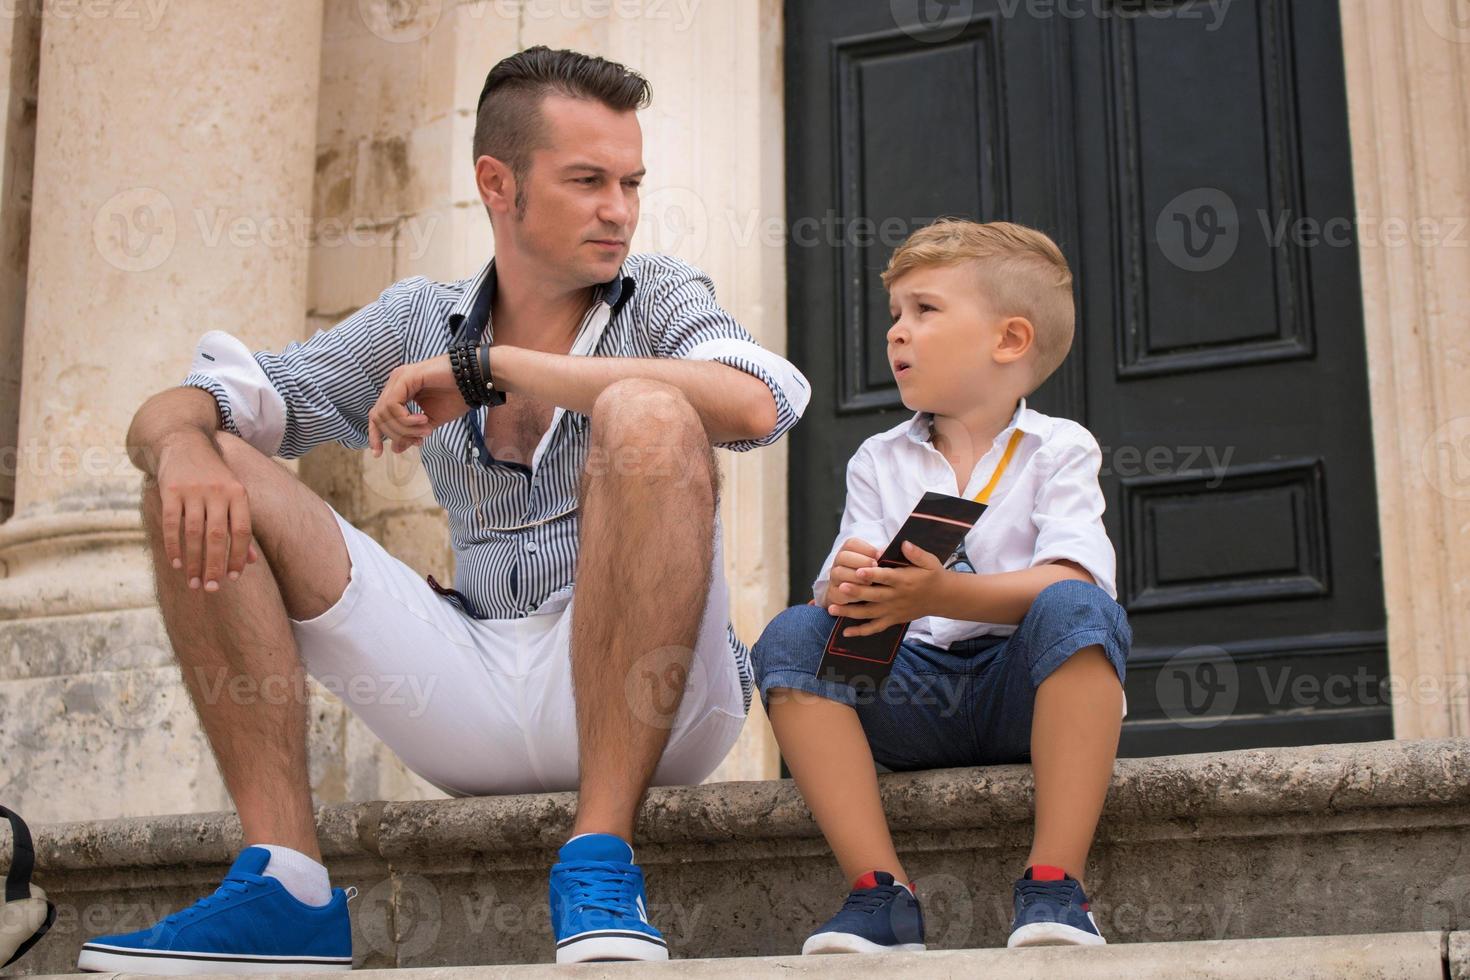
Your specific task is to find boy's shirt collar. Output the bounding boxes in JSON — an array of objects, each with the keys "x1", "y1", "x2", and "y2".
[{"x1": 902, "y1": 397, "x2": 1054, "y2": 446}]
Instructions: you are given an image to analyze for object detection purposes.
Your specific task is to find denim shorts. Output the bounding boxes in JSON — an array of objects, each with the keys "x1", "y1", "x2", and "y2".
[{"x1": 751, "y1": 579, "x2": 1131, "y2": 771}]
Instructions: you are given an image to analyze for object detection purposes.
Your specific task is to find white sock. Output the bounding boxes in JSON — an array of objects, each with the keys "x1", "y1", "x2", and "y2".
[{"x1": 257, "y1": 845, "x2": 332, "y2": 907}]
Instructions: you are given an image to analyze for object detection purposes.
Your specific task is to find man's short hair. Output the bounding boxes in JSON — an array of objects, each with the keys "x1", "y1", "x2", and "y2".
[
  {"x1": 882, "y1": 219, "x2": 1076, "y2": 388},
  {"x1": 473, "y1": 46, "x2": 652, "y2": 217}
]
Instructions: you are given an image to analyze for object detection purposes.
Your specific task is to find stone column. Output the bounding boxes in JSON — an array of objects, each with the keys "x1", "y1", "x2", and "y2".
[
  {"x1": 1341, "y1": 0, "x2": 1470, "y2": 739},
  {"x1": 0, "y1": 2, "x2": 39, "y2": 524},
  {"x1": 0, "y1": 0, "x2": 325, "y2": 821}
]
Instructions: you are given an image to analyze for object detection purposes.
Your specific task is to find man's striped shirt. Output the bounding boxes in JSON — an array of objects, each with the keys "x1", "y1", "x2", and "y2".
[{"x1": 179, "y1": 253, "x2": 811, "y2": 711}]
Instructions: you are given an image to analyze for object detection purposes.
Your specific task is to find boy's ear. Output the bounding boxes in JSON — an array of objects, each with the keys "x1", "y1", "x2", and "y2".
[{"x1": 993, "y1": 315, "x2": 1035, "y2": 365}]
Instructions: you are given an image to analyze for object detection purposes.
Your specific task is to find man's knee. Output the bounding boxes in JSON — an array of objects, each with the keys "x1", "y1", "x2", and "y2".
[
  {"x1": 591, "y1": 379, "x2": 702, "y2": 446},
  {"x1": 587, "y1": 379, "x2": 715, "y2": 496}
]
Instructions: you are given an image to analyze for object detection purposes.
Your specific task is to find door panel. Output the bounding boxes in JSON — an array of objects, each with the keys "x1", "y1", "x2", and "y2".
[{"x1": 785, "y1": 0, "x2": 1390, "y2": 754}]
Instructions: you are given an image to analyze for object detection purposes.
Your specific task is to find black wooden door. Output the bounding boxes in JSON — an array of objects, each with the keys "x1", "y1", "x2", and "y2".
[{"x1": 785, "y1": 0, "x2": 1390, "y2": 754}]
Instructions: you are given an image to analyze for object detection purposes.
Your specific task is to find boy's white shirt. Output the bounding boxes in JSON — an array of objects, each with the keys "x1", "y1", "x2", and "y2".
[{"x1": 813, "y1": 397, "x2": 1119, "y2": 650}]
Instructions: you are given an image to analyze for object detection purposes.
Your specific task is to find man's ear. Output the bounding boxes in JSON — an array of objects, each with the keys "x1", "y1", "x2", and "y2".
[
  {"x1": 475, "y1": 154, "x2": 516, "y2": 220},
  {"x1": 993, "y1": 315, "x2": 1036, "y2": 365}
]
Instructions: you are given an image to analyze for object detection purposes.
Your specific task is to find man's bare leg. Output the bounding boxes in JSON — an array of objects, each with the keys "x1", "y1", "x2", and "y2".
[
  {"x1": 569, "y1": 379, "x2": 718, "y2": 842},
  {"x1": 140, "y1": 431, "x2": 351, "y2": 860}
]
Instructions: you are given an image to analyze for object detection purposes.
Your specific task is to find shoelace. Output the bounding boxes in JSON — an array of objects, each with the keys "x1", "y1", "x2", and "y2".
[
  {"x1": 841, "y1": 883, "x2": 905, "y2": 916},
  {"x1": 557, "y1": 861, "x2": 638, "y2": 917},
  {"x1": 1015, "y1": 878, "x2": 1077, "y2": 908},
  {"x1": 159, "y1": 878, "x2": 252, "y2": 926}
]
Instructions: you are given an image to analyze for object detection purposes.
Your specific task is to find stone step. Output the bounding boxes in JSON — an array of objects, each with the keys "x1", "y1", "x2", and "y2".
[
  {"x1": 4, "y1": 738, "x2": 1469, "y2": 974},
  {"x1": 23, "y1": 931, "x2": 1470, "y2": 980}
]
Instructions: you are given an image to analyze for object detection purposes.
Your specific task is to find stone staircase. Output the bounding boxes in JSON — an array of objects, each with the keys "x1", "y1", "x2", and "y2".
[{"x1": 6, "y1": 738, "x2": 1470, "y2": 978}]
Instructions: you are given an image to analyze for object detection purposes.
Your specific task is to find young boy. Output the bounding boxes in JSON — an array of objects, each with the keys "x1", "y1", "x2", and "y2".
[{"x1": 752, "y1": 219, "x2": 1130, "y2": 953}]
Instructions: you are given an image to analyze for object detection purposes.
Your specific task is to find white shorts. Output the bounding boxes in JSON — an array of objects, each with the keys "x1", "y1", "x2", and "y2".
[{"x1": 287, "y1": 505, "x2": 748, "y2": 797}]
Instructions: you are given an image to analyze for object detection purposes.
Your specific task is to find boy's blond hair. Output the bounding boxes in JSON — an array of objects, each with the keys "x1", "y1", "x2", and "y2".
[{"x1": 882, "y1": 219, "x2": 1075, "y2": 389}]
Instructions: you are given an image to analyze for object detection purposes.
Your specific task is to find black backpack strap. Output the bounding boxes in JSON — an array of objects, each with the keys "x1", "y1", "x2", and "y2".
[
  {"x1": 0, "y1": 805, "x2": 35, "y2": 903},
  {"x1": 0, "y1": 804, "x2": 54, "y2": 967}
]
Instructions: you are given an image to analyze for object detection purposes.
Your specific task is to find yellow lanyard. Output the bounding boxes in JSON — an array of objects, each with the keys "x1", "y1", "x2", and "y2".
[{"x1": 972, "y1": 429, "x2": 1025, "y2": 505}]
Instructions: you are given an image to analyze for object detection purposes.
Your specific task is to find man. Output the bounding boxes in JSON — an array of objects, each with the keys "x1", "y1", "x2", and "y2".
[{"x1": 80, "y1": 47, "x2": 808, "y2": 971}]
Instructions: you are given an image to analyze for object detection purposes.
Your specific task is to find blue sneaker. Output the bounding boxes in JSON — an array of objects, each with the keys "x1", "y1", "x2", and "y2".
[
  {"x1": 802, "y1": 871, "x2": 925, "y2": 955},
  {"x1": 548, "y1": 833, "x2": 668, "y2": 963},
  {"x1": 1007, "y1": 865, "x2": 1106, "y2": 947},
  {"x1": 77, "y1": 846, "x2": 354, "y2": 974}
]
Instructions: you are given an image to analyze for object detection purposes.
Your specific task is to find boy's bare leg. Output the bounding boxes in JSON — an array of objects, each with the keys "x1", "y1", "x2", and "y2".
[
  {"x1": 768, "y1": 691, "x2": 909, "y2": 885},
  {"x1": 140, "y1": 431, "x2": 351, "y2": 862},
  {"x1": 1027, "y1": 645, "x2": 1123, "y2": 886},
  {"x1": 570, "y1": 380, "x2": 717, "y2": 843}
]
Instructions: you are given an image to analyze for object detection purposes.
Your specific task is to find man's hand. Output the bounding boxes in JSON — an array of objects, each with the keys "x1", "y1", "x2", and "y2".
[
  {"x1": 826, "y1": 540, "x2": 951, "y2": 637},
  {"x1": 367, "y1": 354, "x2": 471, "y2": 457},
  {"x1": 154, "y1": 435, "x2": 260, "y2": 592}
]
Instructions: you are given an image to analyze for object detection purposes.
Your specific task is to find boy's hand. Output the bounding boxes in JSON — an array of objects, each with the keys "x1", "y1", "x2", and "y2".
[
  {"x1": 826, "y1": 538, "x2": 880, "y2": 600},
  {"x1": 827, "y1": 540, "x2": 950, "y2": 637}
]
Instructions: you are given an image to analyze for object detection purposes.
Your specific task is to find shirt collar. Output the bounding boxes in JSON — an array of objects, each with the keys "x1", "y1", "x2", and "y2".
[
  {"x1": 903, "y1": 397, "x2": 1053, "y2": 446},
  {"x1": 446, "y1": 257, "x2": 637, "y2": 342}
]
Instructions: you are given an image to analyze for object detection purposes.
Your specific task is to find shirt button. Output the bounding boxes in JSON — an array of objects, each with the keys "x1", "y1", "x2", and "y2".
[{"x1": 525, "y1": 541, "x2": 539, "y2": 554}]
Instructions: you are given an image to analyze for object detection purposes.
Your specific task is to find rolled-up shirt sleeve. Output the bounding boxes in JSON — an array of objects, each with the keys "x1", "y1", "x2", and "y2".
[
  {"x1": 178, "y1": 278, "x2": 423, "y2": 459},
  {"x1": 648, "y1": 265, "x2": 810, "y2": 452},
  {"x1": 1029, "y1": 430, "x2": 1118, "y2": 598}
]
